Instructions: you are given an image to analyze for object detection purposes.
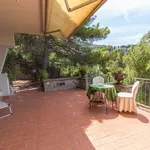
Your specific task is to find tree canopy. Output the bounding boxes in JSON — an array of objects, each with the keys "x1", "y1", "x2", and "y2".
[
  {"x1": 73, "y1": 16, "x2": 110, "y2": 42},
  {"x1": 3, "y1": 16, "x2": 150, "y2": 84},
  {"x1": 140, "y1": 31, "x2": 150, "y2": 44},
  {"x1": 4, "y1": 15, "x2": 111, "y2": 81}
]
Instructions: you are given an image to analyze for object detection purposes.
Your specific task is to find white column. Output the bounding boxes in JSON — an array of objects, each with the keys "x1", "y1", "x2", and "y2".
[
  {"x1": 0, "y1": 32, "x2": 14, "y2": 73},
  {"x1": 0, "y1": 46, "x2": 8, "y2": 73},
  {"x1": 0, "y1": 32, "x2": 14, "y2": 96}
]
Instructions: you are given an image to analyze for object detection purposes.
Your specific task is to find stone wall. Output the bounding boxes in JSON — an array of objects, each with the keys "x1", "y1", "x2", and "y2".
[{"x1": 43, "y1": 77, "x2": 87, "y2": 92}]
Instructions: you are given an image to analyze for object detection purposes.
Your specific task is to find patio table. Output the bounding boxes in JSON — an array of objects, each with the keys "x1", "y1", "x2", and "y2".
[
  {"x1": 87, "y1": 84, "x2": 117, "y2": 113},
  {"x1": 87, "y1": 84, "x2": 117, "y2": 101}
]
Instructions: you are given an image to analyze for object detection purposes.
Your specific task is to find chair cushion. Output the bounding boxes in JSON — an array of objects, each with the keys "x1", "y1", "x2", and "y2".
[{"x1": 117, "y1": 92, "x2": 132, "y2": 98}]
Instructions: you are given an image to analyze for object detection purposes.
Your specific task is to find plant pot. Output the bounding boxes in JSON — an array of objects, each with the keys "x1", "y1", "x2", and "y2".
[{"x1": 114, "y1": 72, "x2": 127, "y2": 84}]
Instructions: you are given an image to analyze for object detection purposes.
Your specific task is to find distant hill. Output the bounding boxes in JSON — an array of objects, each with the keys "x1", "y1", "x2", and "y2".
[
  {"x1": 81, "y1": 43, "x2": 109, "y2": 48},
  {"x1": 81, "y1": 43, "x2": 135, "y2": 51}
]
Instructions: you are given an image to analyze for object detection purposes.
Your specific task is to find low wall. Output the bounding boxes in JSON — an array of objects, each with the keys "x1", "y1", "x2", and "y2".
[{"x1": 43, "y1": 77, "x2": 87, "y2": 92}]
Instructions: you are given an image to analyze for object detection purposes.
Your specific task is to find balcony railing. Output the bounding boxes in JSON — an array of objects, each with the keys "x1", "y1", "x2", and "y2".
[{"x1": 135, "y1": 78, "x2": 150, "y2": 106}]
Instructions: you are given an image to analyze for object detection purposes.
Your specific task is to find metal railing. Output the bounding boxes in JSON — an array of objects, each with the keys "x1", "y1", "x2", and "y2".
[{"x1": 135, "y1": 78, "x2": 150, "y2": 106}]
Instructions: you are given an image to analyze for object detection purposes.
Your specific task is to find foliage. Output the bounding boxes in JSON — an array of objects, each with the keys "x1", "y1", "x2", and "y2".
[
  {"x1": 74, "y1": 16, "x2": 110, "y2": 42},
  {"x1": 123, "y1": 66, "x2": 135, "y2": 84},
  {"x1": 39, "y1": 70, "x2": 49, "y2": 80},
  {"x1": 105, "y1": 49, "x2": 125, "y2": 74},
  {"x1": 140, "y1": 31, "x2": 150, "y2": 44},
  {"x1": 59, "y1": 66, "x2": 80, "y2": 77},
  {"x1": 3, "y1": 14, "x2": 110, "y2": 81},
  {"x1": 123, "y1": 43, "x2": 150, "y2": 79},
  {"x1": 3, "y1": 48, "x2": 20, "y2": 83},
  {"x1": 3, "y1": 15, "x2": 150, "y2": 88},
  {"x1": 88, "y1": 65, "x2": 104, "y2": 77},
  {"x1": 136, "y1": 89, "x2": 147, "y2": 104},
  {"x1": 79, "y1": 65, "x2": 88, "y2": 76}
]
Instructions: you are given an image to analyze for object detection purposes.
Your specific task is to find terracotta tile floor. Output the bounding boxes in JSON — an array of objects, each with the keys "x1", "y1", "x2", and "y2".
[{"x1": 0, "y1": 89, "x2": 150, "y2": 150}]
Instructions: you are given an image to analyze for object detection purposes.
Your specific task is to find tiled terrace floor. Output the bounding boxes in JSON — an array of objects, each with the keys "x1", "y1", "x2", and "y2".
[{"x1": 0, "y1": 89, "x2": 150, "y2": 150}]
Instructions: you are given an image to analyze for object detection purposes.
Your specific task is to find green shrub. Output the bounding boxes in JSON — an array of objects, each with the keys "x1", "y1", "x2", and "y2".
[
  {"x1": 39, "y1": 70, "x2": 48, "y2": 80},
  {"x1": 8, "y1": 71, "x2": 16, "y2": 85},
  {"x1": 79, "y1": 66, "x2": 88, "y2": 76}
]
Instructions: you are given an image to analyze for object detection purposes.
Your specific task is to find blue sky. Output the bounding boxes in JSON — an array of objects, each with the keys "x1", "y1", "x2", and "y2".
[{"x1": 93, "y1": 0, "x2": 150, "y2": 46}]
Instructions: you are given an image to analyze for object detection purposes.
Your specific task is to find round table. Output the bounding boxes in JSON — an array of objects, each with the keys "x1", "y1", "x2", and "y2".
[
  {"x1": 87, "y1": 84, "x2": 117, "y2": 101},
  {"x1": 87, "y1": 84, "x2": 117, "y2": 113}
]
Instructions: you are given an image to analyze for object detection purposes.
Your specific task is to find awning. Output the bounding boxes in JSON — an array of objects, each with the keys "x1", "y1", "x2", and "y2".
[
  {"x1": 45, "y1": 0, "x2": 106, "y2": 39},
  {"x1": 0, "y1": 0, "x2": 106, "y2": 41}
]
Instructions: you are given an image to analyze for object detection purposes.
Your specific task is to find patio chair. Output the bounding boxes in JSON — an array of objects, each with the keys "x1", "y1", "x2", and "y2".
[
  {"x1": 93, "y1": 76, "x2": 104, "y2": 84},
  {"x1": 116, "y1": 81, "x2": 140, "y2": 114},
  {"x1": 0, "y1": 90, "x2": 12, "y2": 119},
  {"x1": 92, "y1": 76, "x2": 105, "y2": 100},
  {"x1": 90, "y1": 76, "x2": 108, "y2": 113}
]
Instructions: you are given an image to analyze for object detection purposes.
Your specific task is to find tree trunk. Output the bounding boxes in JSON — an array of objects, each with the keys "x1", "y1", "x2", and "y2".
[{"x1": 42, "y1": 36, "x2": 50, "y2": 70}]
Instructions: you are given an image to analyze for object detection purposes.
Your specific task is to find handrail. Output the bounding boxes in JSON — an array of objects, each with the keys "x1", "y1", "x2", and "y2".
[
  {"x1": 134, "y1": 78, "x2": 150, "y2": 106},
  {"x1": 135, "y1": 78, "x2": 150, "y2": 81}
]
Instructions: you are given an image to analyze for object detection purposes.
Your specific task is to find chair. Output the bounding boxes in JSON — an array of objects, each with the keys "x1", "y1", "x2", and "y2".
[
  {"x1": 0, "y1": 90, "x2": 12, "y2": 119},
  {"x1": 89, "y1": 76, "x2": 108, "y2": 113},
  {"x1": 116, "y1": 81, "x2": 140, "y2": 113},
  {"x1": 93, "y1": 76, "x2": 104, "y2": 84},
  {"x1": 92, "y1": 76, "x2": 105, "y2": 100}
]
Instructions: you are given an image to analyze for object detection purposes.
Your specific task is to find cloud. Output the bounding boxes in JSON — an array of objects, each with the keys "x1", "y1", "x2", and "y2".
[
  {"x1": 124, "y1": 13, "x2": 130, "y2": 23},
  {"x1": 96, "y1": 0, "x2": 150, "y2": 22},
  {"x1": 94, "y1": 33, "x2": 143, "y2": 46},
  {"x1": 93, "y1": 0, "x2": 150, "y2": 46},
  {"x1": 110, "y1": 25, "x2": 150, "y2": 34},
  {"x1": 123, "y1": 33, "x2": 143, "y2": 42},
  {"x1": 103, "y1": 0, "x2": 150, "y2": 11}
]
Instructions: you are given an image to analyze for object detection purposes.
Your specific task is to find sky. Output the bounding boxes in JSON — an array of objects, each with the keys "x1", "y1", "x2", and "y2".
[{"x1": 93, "y1": 0, "x2": 150, "y2": 46}]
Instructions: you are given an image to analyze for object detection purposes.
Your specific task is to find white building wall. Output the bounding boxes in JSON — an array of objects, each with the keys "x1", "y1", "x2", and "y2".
[
  {"x1": 0, "y1": 73, "x2": 10, "y2": 96},
  {"x1": 0, "y1": 46, "x2": 7, "y2": 73},
  {"x1": 0, "y1": 46, "x2": 10, "y2": 96},
  {"x1": 0, "y1": 32, "x2": 14, "y2": 46},
  {"x1": 0, "y1": 32, "x2": 14, "y2": 96}
]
